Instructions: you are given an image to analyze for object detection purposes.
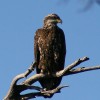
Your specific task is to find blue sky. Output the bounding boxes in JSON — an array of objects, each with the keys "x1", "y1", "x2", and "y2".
[{"x1": 0, "y1": 0, "x2": 100, "y2": 100}]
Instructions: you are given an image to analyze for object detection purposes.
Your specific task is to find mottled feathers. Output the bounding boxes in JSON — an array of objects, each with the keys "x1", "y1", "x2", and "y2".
[{"x1": 34, "y1": 14, "x2": 66, "y2": 90}]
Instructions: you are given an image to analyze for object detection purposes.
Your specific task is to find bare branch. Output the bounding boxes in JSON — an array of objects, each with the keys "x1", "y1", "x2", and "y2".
[
  {"x1": 66, "y1": 66, "x2": 100, "y2": 75},
  {"x1": 23, "y1": 57, "x2": 90, "y2": 85},
  {"x1": 24, "y1": 62, "x2": 36, "y2": 77},
  {"x1": 23, "y1": 65, "x2": 100, "y2": 87},
  {"x1": 4, "y1": 62, "x2": 36, "y2": 100},
  {"x1": 56, "y1": 56, "x2": 89, "y2": 77},
  {"x1": 20, "y1": 85, "x2": 68, "y2": 99},
  {"x1": 4, "y1": 56, "x2": 100, "y2": 100}
]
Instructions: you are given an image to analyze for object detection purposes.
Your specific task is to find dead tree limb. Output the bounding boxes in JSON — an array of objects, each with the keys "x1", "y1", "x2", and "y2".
[
  {"x1": 4, "y1": 56, "x2": 100, "y2": 100},
  {"x1": 19, "y1": 85, "x2": 68, "y2": 100}
]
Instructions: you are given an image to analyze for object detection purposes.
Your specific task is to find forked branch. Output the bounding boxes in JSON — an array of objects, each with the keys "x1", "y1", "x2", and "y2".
[{"x1": 4, "y1": 56, "x2": 100, "y2": 100}]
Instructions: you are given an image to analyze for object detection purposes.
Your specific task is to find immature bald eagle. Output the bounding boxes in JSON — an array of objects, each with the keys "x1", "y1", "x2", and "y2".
[{"x1": 34, "y1": 14, "x2": 66, "y2": 90}]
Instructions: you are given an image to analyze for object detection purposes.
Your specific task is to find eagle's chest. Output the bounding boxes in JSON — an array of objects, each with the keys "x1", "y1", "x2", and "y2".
[{"x1": 38, "y1": 31, "x2": 58, "y2": 49}]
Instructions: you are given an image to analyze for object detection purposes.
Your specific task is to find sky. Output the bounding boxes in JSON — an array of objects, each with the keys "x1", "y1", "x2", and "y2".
[{"x1": 0, "y1": 0, "x2": 100, "y2": 100}]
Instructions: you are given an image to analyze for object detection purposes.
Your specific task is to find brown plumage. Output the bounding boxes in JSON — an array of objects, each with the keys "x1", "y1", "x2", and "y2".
[{"x1": 34, "y1": 14, "x2": 66, "y2": 91}]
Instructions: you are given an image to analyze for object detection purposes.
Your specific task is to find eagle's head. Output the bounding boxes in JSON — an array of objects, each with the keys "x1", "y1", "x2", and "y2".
[{"x1": 43, "y1": 14, "x2": 62, "y2": 28}]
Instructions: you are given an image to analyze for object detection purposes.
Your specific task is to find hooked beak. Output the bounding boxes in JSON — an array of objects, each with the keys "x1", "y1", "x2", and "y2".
[{"x1": 57, "y1": 19, "x2": 62, "y2": 24}]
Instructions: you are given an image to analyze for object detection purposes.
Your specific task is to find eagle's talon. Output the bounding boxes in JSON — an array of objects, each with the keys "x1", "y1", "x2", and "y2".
[{"x1": 40, "y1": 88, "x2": 47, "y2": 92}]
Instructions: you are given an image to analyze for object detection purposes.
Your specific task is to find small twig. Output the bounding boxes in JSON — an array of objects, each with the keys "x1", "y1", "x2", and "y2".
[
  {"x1": 24, "y1": 62, "x2": 36, "y2": 77},
  {"x1": 55, "y1": 56, "x2": 89, "y2": 77},
  {"x1": 64, "y1": 56, "x2": 89, "y2": 71},
  {"x1": 20, "y1": 85, "x2": 68, "y2": 99},
  {"x1": 66, "y1": 66, "x2": 100, "y2": 75},
  {"x1": 12, "y1": 62, "x2": 36, "y2": 85},
  {"x1": 41, "y1": 85, "x2": 68, "y2": 95}
]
